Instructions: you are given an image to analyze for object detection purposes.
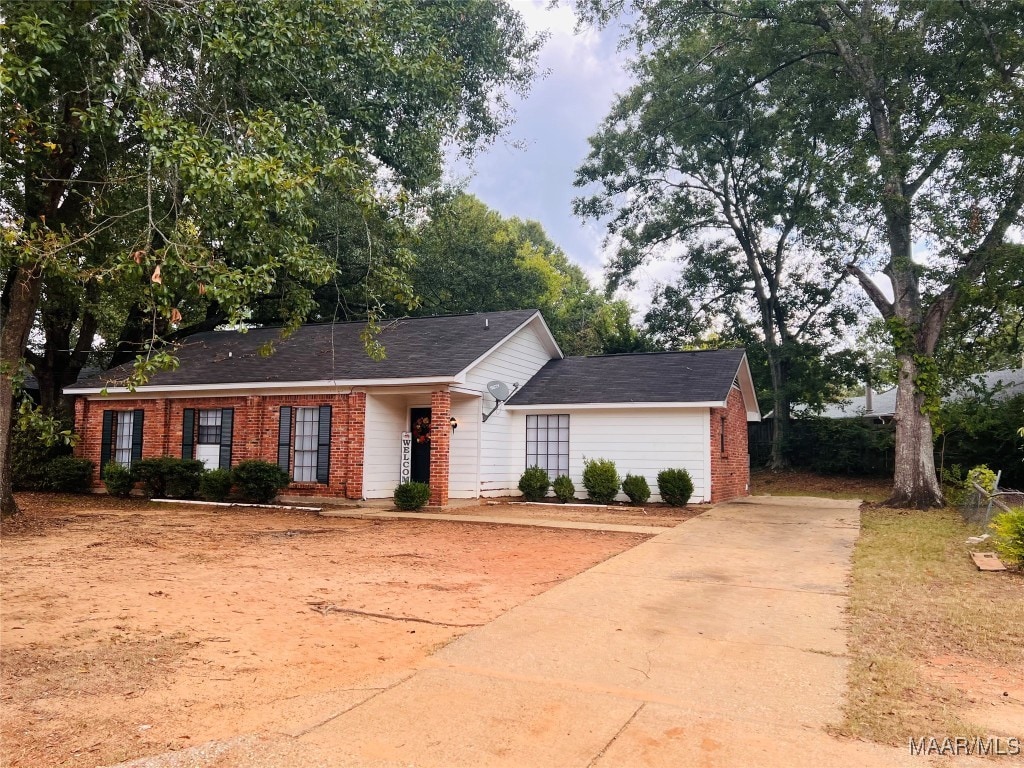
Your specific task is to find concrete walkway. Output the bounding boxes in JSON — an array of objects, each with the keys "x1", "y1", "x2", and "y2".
[{"x1": 172, "y1": 495, "x2": 923, "y2": 768}]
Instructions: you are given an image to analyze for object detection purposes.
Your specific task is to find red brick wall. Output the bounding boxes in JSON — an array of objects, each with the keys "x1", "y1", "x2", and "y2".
[
  {"x1": 74, "y1": 392, "x2": 367, "y2": 499},
  {"x1": 709, "y1": 386, "x2": 750, "y2": 503}
]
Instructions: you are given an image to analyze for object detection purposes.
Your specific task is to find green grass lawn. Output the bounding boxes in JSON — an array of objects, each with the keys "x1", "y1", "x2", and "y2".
[{"x1": 837, "y1": 506, "x2": 1024, "y2": 745}]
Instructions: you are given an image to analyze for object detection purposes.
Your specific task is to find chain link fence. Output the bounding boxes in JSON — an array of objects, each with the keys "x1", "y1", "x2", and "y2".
[{"x1": 960, "y1": 479, "x2": 1023, "y2": 525}]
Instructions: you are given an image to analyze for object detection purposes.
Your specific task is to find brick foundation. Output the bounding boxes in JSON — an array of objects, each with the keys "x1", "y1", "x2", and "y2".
[
  {"x1": 709, "y1": 386, "x2": 750, "y2": 503},
  {"x1": 74, "y1": 391, "x2": 367, "y2": 499}
]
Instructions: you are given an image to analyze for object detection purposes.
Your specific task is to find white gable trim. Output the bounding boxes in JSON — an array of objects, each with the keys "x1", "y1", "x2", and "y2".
[
  {"x1": 734, "y1": 354, "x2": 762, "y2": 421},
  {"x1": 506, "y1": 401, "x2": 727, "y2": 411},
  {"x1": 455, "y1": 311, "x2": 562, "y2": 384}
]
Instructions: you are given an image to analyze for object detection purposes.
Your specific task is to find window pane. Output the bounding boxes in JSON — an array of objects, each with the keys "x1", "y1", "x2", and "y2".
[
  {"x1": 523, "y1": 413, "x2": 570, "y2": 481},
  {"x1": 293, "y1": 407, "x2": 319, "y2": 481},
  {"x1": 114, "y1": 412, "x2": 134, "y2": 466},
  {"x1": 197, "y1": 409, "x2": 222, "y2": 444}
]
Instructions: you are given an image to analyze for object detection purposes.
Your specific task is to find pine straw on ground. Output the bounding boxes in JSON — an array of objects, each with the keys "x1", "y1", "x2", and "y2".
[{"x1": 751, "y1": 470, "x2": 891, "y2": 502}]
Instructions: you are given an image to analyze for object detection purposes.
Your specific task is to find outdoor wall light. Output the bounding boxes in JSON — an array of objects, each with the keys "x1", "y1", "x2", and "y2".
[{"x1": 450, "y1": 416, "x2": 458, "y2": 431}]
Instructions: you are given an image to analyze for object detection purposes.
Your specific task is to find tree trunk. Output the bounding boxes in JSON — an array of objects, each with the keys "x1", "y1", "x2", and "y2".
[
  {"x1": 1, "y1": 266, "x2": 44, "y2": 517},
  {"x1": 766, "y1": 347, "x2": 791, "y2": 470},
  {"x1": 887, "y1": 353, "x2": 943, "y2": 508}
]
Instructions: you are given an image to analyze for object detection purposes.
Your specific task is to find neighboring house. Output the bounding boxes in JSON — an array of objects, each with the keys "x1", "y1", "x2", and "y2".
[
  {"x1": 813, "y1": 368, "x2": 1024, "y2": 422},
  {"x1": 65, "y1": 310, "x2": 760, "y2": 505}
]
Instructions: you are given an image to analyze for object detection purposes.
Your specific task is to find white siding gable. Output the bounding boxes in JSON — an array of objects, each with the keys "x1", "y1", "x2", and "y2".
[{"x1": 461, "y1": 317, "x2": 559, "y2": 495}]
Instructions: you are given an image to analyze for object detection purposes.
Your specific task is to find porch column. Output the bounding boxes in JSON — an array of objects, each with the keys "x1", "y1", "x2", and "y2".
[
  {"x1": 345, "y1": 392, "x2": 366, "y2": 499},
  {"x1": 428, "y1": 390, "x2": 450, "y2": 506}
]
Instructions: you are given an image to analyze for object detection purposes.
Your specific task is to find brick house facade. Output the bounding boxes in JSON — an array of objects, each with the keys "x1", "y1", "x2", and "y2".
[{"x1": 68, "y1": 311, "x2": 760, "y2": 505}]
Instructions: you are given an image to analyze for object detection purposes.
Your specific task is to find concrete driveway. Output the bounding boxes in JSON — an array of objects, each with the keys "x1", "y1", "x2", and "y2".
[{"x1": 118, "y1": 497, "x2": 923, "y2": 767}]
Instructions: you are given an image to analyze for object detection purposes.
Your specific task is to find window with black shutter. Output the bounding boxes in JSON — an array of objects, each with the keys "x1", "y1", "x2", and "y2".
[{"x1": 276, "y1": 405, "x2": 331, "y2": 483}]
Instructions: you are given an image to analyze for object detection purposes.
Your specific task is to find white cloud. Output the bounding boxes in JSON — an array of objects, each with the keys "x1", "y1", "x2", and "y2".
[{"x1": 444, "y1": 1, "x2": 634, "y2": 290}]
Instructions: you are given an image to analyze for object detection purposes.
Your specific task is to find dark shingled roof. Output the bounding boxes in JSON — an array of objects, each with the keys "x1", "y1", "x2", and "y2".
[
  {"x1": 72, "y1": 310, "x2": 541, "y2": 389},
  {"x1": 507, "y1": 349, "x2": 746, "y2": 405}
]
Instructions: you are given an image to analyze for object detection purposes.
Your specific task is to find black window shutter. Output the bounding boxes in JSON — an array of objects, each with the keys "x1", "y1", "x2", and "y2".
[
  {"x1": 182, "y1": 409, "x2": 195, "y2": 460},
  {"x1": 130, "y1": 409, "x2": 145, "y2": 465},
  {"x1": 100, "y1": 411, "x2": 114, "y2": 470},
  {"x1": 277, "y1": 406, "x2": 292, "y2": 474},
  {"x1": 219, "y1": 408, "x2": 234, "y2": 470},
  {"x1": 316, "y1": 405, "x2": 332, "y2": 484}
]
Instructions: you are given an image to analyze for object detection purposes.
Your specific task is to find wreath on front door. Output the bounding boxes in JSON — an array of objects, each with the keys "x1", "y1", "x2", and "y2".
[{"x1": 412, "y1": 416, "x2": 431, "y2": 444}]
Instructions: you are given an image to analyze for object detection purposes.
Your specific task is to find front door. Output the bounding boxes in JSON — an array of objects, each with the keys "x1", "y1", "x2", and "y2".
[{"x1": 410, "y1": 407, "x2": 431, "y2": 483}]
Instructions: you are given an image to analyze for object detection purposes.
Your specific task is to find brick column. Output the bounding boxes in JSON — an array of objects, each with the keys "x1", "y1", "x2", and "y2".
[
  {"x1": 428, "y1": 390, "x2": 451, "y2": 506},
  {"x1": 345, "y1": 392, "x2": 366, "y2": 499},
  {"x1": 709, "y1": 388, "x2": 750, "y2": 502}
]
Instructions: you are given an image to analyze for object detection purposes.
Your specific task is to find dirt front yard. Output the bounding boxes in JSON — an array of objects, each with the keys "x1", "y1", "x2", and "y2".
[{"x1": 0, "y1": 494, "x2": 649, "y2": 768}]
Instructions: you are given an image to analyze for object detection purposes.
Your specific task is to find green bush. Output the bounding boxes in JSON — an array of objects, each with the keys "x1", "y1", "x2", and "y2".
[
  {"x1": 132, "y1": 458, "x2": 174, "y2": 497},
  {"x1": 552, "y1": 475, "x2": 576, "y2": 503},
  {"x1": 582, "y1": 458, "x2": 620, "y2": 503},
  {"x1": 133, "y1": 457, "x2": 205, "y2": 498},
  {"x1": 102, "y1": 462, "x2": 134, "y2": 497},
  {"x1": 990, "y1": 508, "x2": 1024, "y2": 566},
  {"x1": 658, "y1": 468, "x2": 694, "y2": 506},
  {"x1": 11, "y1": 414, "x2": 72, "y2": 491},
  {"x1": 231, "y1": 460, "x2": 290, "y2": 503},
  {"x1": 165, "y1": 459, "x2": 205, "y2": 498},
  {"x1": 622, "y1": 474, "x2": 651, "y2": 505},
  {"x1": 518, "y1": 466, "x2": 550, "y2": 502},
  {"x1": 198, "y1": 469, "x2": 234, "y2": 502},
  {"x1": 394, "y1": 481, "x2": 431, "y2": 510},
  {"x1": 966, "y1": 464, "x2": 998, "y2": 495},
  {"x1": 45, "y1": 457, "x2": 94, "y2": 493}
]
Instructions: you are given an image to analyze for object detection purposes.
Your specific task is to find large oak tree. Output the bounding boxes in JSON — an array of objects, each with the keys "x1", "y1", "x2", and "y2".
[
  {"x1": 576, "y1": 0, "x2": 1024, "y2": 506},
  {"x1": 0, "y1": 0, "x2": 540, "y2": 516}
]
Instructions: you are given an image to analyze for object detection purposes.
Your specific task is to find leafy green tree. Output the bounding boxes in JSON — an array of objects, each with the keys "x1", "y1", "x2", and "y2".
[
  {"x1": 408, "y1": 193, "x2": 648, "y2": 355},
  {"x1": 0, "y1": 0, "x2": 540, "y2": 516},
  {"x1": 574, "y1": 5, "x2": 863, "y2": 469},
  {"x1": 576, "y1": 0, "x2": 1024, "y2": 507}
]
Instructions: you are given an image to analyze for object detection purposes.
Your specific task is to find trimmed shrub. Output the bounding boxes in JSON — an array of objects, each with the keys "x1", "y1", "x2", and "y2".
[
  {"x1": 133, "y1": 457, "x2": 205, "y2": 498},
  {"x1": 658, "y1": 468, "x2": 694, "y2": 506},
  {"x1": 45, "y1": 457, "x2": 94, "y2": 493},
  {"x1": 165, "y1": 459, "x2": 205, "y2": 498},
  {"x1": 518, "y1": 466, "x2": 551, "y2": 502},
  {"x1": 132, "y1": 457, "x2": 174, "y2": 497},
  {"x1": 622, "y1": 474, "x2": 651, "y2": 505},
  {"x1": 991, "y1": 508, "x2": 1024, "y2": 566},
  {"x1": 552, "y1": 475, "x2": 576, "y2": 503},
  {"x1": 394, "y1": 481, "x2": 431, "y2": 510},
  {"x1": 582, "y1": 458, "x2": 620, "y2": 503},
  {"x1": 198, "y1": 469, "x2": 234, "y2": 502},
  {"x1": 232, "y1": 460, "x2": 290, "y2": 503},
  {"x1": 102, "y1": 462, "x2": 134, "y2": 497}
]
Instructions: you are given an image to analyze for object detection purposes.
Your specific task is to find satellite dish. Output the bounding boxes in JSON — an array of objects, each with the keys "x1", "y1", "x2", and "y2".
[{"x1": 487, "y1": 380, "x2": 511, "y2": 402}]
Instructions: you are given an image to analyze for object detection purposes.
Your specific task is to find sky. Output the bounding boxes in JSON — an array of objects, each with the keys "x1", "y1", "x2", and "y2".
[
  {"x1": 443, "y1": 2, "x2": 905, "y2": 319},
  {"x1": 444, "y1": 1, "x2": 678, "y2": 315}
]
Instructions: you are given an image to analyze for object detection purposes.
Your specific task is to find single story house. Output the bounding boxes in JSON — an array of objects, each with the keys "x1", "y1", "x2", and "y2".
[{"x1": 66, "y1": 310, "x2": 760, "y2": 505}]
